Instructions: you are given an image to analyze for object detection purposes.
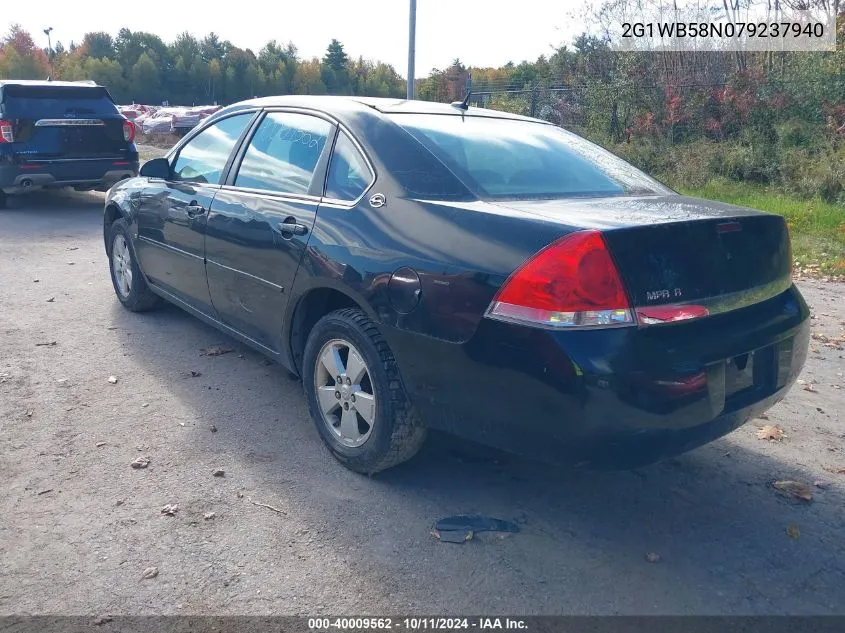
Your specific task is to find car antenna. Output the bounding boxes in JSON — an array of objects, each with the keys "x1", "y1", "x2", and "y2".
[{"x1": 450, "y1": 91, "x2": 471, "y2": 111}]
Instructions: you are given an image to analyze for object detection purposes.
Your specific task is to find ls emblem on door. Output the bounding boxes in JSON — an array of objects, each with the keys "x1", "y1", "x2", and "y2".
[{"x1": 369, "y1": 193, "x2": 386, "y2": 208}]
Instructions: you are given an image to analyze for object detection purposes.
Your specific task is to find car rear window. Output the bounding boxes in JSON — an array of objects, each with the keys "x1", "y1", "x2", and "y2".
[
  {"x1": 390, "y1": 113, "x2": 672, "y2": 200},
  {"x1": 0, "y1": 85, "x2": 118, "y2": 117}
]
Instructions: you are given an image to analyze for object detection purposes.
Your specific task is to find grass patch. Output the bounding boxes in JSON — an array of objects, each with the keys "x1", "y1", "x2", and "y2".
[{"x1": 678, "y1": 179, "x2": 845, "y2": 276}]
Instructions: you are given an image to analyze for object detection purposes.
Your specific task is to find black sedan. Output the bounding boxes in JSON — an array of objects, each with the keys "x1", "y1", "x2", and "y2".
[{"x1": 103, "y1": 96, "x2": 809, "y2": 473}]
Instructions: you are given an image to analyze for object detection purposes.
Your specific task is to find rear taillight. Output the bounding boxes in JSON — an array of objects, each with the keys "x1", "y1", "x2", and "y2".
[
  {"x1": 0, "y1": 120, "x2": 14, "y2": 143},
  {"x1": 486, "y1": 230, "x2": 634, "y2": 328},
  {"x1": 122, "y1": 119, "x2": 136, "y2": 143}
]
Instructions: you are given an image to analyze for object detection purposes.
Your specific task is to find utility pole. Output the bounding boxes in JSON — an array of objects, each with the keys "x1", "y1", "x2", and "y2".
[
  {"x1": 43, "y1": 27, "x2": 54, "y2": 77},
  {"x1": 407, "y1": 0, "x2": 416, "y2": 100}
]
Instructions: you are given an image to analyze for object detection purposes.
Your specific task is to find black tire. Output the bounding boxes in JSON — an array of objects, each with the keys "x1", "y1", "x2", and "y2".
[
  {"x1": 107, "y1": 218, "x2": 163, "y2": 312},
  {"x1": 302, "y1": 308, "x2": 427, "y2": 474}
]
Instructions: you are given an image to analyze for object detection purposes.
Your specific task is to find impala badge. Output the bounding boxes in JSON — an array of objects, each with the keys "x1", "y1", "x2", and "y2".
[{"x1": 369, "y1": 193, "x2": 386, "y2": 208}]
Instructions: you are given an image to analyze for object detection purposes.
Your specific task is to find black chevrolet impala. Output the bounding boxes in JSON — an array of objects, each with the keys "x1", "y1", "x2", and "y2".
[{"x1": 103, "y1": 96, "x2": 809, "y2": 473}]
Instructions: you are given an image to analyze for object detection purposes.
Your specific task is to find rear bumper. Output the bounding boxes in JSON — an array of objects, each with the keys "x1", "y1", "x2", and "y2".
[
  {"x1": 0, "y1": 158, "x2": 139, "y2": 193},
  {"x1": 385, "y1": 285, "x2": 810, "y2": 469}
]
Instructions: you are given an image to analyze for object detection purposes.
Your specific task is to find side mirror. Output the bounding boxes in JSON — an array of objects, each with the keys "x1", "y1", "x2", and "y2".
[{"x1": 139, "y1": 157, "x2": 171, "y2": 179}]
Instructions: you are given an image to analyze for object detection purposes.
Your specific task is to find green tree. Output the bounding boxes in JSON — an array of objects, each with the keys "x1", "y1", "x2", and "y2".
[{"x1": 130, "y1": 52, "x2": 160, "y2": 103}]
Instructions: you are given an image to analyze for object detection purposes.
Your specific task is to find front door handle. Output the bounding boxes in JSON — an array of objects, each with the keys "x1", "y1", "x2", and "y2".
[
  {"x1": 185, "y1": 202, "x2": 206, "y2": 217},
  {"x1": 277, "y1": 217, "x2": 309, "y2": 238}
]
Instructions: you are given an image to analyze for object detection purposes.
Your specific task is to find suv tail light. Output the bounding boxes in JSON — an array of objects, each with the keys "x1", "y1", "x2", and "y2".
[
  {"x1": 122, "y1": 119, "x2": 136, "y2": 143},
  {"x1": 486, "y1": 230, "x2": 634, "y2": 328},
  {"x1": 0, "y1": 120, "x2": 14, "y2": 143}
]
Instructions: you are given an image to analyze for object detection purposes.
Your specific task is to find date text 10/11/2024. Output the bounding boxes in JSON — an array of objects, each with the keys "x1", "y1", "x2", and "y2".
[{"x1": 308, "y1": 617, "x2": 529, "y2": 630}]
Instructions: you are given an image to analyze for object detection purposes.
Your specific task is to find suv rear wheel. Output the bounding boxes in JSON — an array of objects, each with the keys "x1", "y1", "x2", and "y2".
[{"x1": 302, "y1": 308, "x2": 426, "y2": 474}]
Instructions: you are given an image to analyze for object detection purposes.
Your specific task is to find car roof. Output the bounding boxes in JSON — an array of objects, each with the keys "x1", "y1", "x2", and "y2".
[
  {"x1": 0, "y1": 79, "x2": 101, "y2": 88},
  {"x1": 234, "y1": 94, "x2": 551, "y2": 125}
]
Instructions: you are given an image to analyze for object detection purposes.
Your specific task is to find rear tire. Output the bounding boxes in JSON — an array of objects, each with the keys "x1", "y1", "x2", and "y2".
[
  {"x1": 302, "y1": 308, "x2": 426, "y2": 474},
  {"x1": 108, "y1": 218, "x2": 163, "y2": 312}
]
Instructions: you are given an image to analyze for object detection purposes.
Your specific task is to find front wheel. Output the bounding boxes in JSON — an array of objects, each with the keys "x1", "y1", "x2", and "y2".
[
  {"x1": 108, "y1": 218, "x2": 163, "y2": 312},
  {"x1": 302, "y1": 308, "x2": 426, "y2": 474}
]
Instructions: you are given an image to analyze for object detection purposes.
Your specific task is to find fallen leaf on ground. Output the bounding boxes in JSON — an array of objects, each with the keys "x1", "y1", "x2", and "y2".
[
  {"x1": 35, "y1": 341, "x2": 57, "y2": 347},
  {"x1": 786, "y1": 525, "x2": 801, "y2": 540},
  {"x1": 107, "y1": 376, "x2": 118, "y2": 384},
  {"x1": 756, "y1": 425, "x2": 785, "y2": 441},
  {"x1": 204, "y1": 512, "x2": 216, "y2": 520},
  {"x1": 130, "y1": 457, "x2": 150, "y2": 469},
  {"x1": 773, "y1": 480, "x2": 813, "y2": 501},
  {"x1": 803, "y1": 383, "x2": 817, "y2": 393},
  {"x1": 212, "y1": 469, "x2": 225, "y2": 477},
  {"x1": 25, "y1": 410, "x2": 33, "y2": 417},
  {"x1": 645, "y1": 552, "x2": 661, "y2": 563},
  {"x1": 160, "y1": 504, "x2": 179, "y2": 516},
  {"x1": 201, "y1": 346, "x2": 233, "y2": 357},
  {"x1": 140, "y1": 567, "x2": 158, "y2": 580}
]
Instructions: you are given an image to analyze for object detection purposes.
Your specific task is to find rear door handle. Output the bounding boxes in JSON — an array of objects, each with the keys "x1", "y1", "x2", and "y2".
[
  {"x1": 277, "y1": 217, "x2": 309, "y2": 238},
  {"x1": 185, "y1": 202, "x2": 206, "y2": 217}
]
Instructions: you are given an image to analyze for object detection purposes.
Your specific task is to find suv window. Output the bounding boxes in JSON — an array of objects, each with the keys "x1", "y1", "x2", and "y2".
[
  {"x1": 171, "y1": 113, "x2": 253, "y2": 185},
  {"x1": 325, "y1": 132, "x2": 372, "y2": 201},
  {"x1": 234, "y1": 112, "x2": 331, "y2": 195},
  {"x1": 0, "y1": 85, "x2": 117, "y2": 117}
]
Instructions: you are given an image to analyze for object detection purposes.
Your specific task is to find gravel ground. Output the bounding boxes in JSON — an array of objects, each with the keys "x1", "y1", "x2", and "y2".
[{"x1": 1, "y1": 191, "x2": 844, "y2": 616}]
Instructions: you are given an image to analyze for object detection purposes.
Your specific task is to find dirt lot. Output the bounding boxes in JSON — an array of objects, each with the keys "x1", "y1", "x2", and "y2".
[{"x1": 1, "y1": 191, "x2": 844, "y2": 616}]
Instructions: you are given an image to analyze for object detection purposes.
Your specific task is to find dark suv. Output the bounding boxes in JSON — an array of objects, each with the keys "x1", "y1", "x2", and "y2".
[{"x1": 0, "y1": 80, "x2": 138, "y2": 208}]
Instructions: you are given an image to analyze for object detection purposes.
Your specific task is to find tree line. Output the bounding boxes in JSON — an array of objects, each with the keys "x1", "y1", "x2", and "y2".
[{"x1": 0, "y1": 26, "x2": 407, "y2": 105}]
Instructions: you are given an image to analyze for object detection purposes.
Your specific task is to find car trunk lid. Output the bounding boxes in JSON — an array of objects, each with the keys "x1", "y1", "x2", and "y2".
[{"x1": 494, "y1": 195, "x2": 792, "y2": 316}]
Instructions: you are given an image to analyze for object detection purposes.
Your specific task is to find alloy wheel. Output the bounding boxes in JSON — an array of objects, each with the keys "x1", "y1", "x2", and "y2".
[{"x1": 314, "y1": 338, "x2": 376, "y2": 448}]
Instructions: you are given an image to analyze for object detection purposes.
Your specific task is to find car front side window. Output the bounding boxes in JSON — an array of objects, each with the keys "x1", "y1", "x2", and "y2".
[
  {"x1": 325, "y1": 132, "x2": 373, "y2": 202},
  {"x1": 171, "y1": 113, "x2": 253, "y2": 185},
  {"x1": 234, "y1": 112, "x2": 332, "y2": 195}
]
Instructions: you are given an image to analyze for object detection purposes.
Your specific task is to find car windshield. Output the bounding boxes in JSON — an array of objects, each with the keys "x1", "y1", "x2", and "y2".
[{"x1": 391, "y1": 113, "x2": 672, "y2": 200}]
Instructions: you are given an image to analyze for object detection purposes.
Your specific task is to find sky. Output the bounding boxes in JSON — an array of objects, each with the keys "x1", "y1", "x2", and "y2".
[{"x1": 4, "y1": 0, "x2": 585, "y2": 76}]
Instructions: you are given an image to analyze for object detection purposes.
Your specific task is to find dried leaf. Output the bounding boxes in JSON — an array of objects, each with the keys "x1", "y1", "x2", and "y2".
[
  {"x1": 107, "y1": 375, "x2": 118, "y2": 384},
  {"x1": 140, "y1": 566, "x2": 158, "y2": 580},
  {"x1": 645, "y1": 552, "x2": 661, "y2": 563},
  {"x1": 802, "y1": 383, "x2": 817, "y2": 393},
  {"x1": 786, "y1": 525, "x2": 800, "y2": 540},
  {"x1": 756, "y1": 425, "x2": 785, "y2": 441},
  {"x1": 773, "y1": 480, "x2": 813, "y2": 502},
  {"x1": 201, "y1": 346, "x2": 233, "y2": 357}
]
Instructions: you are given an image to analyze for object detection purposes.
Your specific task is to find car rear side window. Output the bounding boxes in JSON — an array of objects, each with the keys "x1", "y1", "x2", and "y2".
[
  {"x1": 325, "y1": 132, "x2": 372, "y2": 202},
  {"x1": 391, "y1": 113, "x2": 671, "y2": 200},
  {"x1": 234, "y1": 112, "x2": 331, "y2": 195},
  {"x1": 171, "y1": 113, "x2": 252, "y2": 185}
]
